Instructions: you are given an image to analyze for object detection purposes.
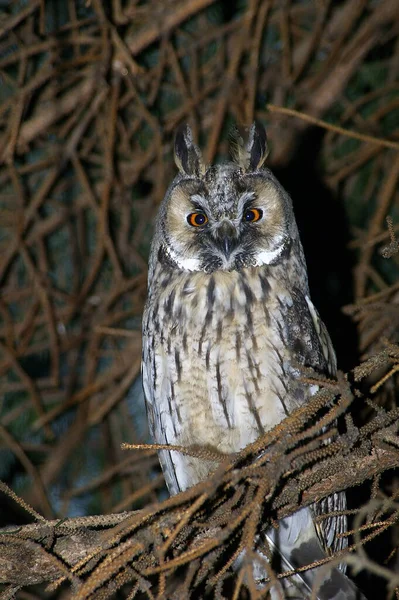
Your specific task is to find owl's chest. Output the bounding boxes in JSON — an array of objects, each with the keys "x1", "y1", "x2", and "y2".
[{"x1": 144, "y1": 269, "x2": 304, "y2": 453}]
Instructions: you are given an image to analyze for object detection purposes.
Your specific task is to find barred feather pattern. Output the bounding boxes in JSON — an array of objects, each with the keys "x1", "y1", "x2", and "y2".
[
  {"x1": 142, "y1": 123, "x2": 366, "y2": 600},
  {"x1": 144, "y1": 261, "x2": 329, "y2": 489},
  {"x1": 143, "y1": 263, "x2": 349, "y2": 593}
]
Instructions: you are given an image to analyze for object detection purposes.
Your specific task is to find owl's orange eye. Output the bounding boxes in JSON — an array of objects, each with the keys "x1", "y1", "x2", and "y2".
[
  {"x1": 243, "y1": 208, "x2": 263, "y2": 223},
  {"x1": 187, "y1": 212, "x2": 208, "y2": 227}
]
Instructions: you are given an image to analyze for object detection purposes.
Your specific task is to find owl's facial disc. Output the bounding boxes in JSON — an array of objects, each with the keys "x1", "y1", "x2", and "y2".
[{"x1": 163, "y1": 167, "x2": 290, "y2": 273}]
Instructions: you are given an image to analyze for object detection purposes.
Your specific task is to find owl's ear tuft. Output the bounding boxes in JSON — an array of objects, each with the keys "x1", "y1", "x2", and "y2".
[
  {"x1": 231, "y1": 121, "x2": 269, "y2": 171},
  {"x1": 174, "y1": 124, "x2": 204, "y2": 177},
  {"x1": 247, "y1": 121, "x2": 269, "y2": 170}
]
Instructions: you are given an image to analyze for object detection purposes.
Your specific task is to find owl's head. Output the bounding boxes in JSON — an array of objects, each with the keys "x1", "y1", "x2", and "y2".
[{"x1": 152, "y1": 122, "x2": 300, "y2": 274}]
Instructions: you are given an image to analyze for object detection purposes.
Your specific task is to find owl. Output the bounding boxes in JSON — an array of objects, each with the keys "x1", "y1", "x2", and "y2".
[{"x1": 142, "y1": 123, "x2": 365, "y2": 600}]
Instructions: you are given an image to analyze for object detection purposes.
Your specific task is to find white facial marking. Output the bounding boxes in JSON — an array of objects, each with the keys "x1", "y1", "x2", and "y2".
[
  {"x1": 254, "y1": 238, "x2": 286, "y2": 266},
  {"x1": 165, "y1": 245, "x2": 201, "y2": 271}
]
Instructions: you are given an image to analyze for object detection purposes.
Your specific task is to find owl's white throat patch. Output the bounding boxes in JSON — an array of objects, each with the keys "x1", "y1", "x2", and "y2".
[
  {"x1": 163, "y1": 244, "x2": 202, "y2": 272},
  {"x1": 254, "y1": 236, "x2": 288, "y2": 266}
]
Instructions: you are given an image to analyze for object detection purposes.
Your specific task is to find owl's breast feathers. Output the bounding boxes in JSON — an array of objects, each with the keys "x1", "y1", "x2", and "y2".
[
  {"x1": 141, "y1": 122, "x2": 366, "y2": 599},
  {"x1": 142, "y1": 260, "x2": 335, "y2": 493}
]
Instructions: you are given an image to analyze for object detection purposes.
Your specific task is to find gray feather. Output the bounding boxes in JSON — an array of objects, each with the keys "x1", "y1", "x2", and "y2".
[{"x1": 142, "y1": 122, "x2": 367, "y2": 599}]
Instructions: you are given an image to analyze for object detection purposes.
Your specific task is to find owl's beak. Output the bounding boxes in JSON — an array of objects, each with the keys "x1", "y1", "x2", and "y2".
[{"x1": 215, "y1": 222, "x2": 238, "y2": 258}]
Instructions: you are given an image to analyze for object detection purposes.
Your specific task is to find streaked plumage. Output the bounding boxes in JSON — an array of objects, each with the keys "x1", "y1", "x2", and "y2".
[{"x1": 142, "y1": 123, "x2": 366, "y2": 599}]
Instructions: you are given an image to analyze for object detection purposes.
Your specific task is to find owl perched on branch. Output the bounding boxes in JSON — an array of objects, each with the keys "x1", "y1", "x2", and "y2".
[{"x1": 142, "y1": 123, "x2": 366, "y2": 599}]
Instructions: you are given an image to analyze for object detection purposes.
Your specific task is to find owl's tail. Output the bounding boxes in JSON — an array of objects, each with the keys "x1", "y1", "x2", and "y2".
[{"x1": 258, "y1": 507, "x2": 367, "y2": 600}]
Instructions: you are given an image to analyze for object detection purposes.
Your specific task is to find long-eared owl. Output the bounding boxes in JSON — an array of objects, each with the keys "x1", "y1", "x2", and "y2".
[{"x1": 142, "y1": 123, "x2": 365, "y2": 600}]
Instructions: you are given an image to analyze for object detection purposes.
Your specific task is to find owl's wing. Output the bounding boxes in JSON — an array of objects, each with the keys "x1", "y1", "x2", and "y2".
[
  {"x1": 275, "y1": 289, "x2": 363, "y2": 598},
  {"x1": 284, "y1": 289, "x2": 348, "y2": 553},
  {"x1": 264, "y1": 508, "x2": 366, "y2": 600},
  {"x1": 284, "y1": 289, "x2": 336, "y2": 378},
  {"x1": 301, "y1": 293, "x2": 348, "y2": 559},
  {"x1": 303, "y1": 293, "x2": 337, "y2": 377}
]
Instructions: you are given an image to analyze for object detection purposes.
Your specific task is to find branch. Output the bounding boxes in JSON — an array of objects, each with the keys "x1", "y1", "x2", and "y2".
[{"x1": 0, "y1": 390, "x2": 398, "y2": 595}]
